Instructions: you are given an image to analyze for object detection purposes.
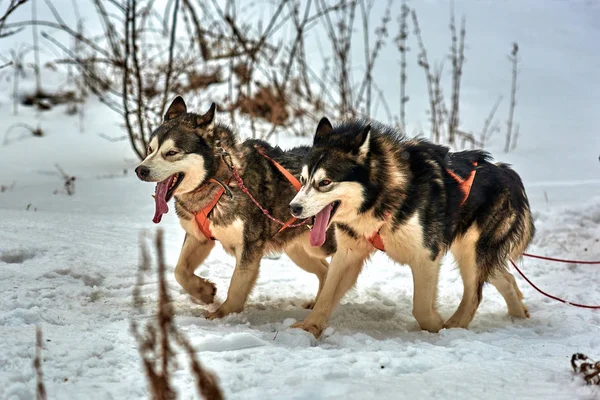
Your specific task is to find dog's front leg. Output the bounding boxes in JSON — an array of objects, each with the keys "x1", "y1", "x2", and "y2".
[
  {"x1": 205, "y1": 244, "x2": 263, "y2": 320},
  {"x1": 292, "y1": 232, "x2": 372, "y2": 337},
  {"x1": 175, "y1": 234, "x2": 217, "y2": 304}
]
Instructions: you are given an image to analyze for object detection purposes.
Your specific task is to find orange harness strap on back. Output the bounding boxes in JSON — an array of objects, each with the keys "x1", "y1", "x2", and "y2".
[
  {"x1": 446, "y1": 161, "x2": 478, "y2": 207},
  {"x1": 368, "y1": 161, "x2": 478, "y2": 252},
  {"x1": 254, "y1": 145, "x2": 302, "y2": 191},
  {"x1": 254, "y1": 145, "x2": 302, "y2": 233},
  {"x1": 194, "y1": 178, "x2": 229, "y2": 241}
]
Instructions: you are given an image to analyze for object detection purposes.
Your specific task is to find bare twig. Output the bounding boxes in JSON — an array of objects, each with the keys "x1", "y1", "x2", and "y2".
[
  {"x1": 355, "y1": 0, "x2": 392, "y2": 117},
  {"x1": 447, "y1": 3, "x2": 466, "y2": 146},
  {"x1": 131, "y1": 230, "x2": 224, "y2": 400},
  {"x1": 54, "y1": 164, "x2": 76, "y2": 196},
  {"x1": 395, "y1": 0, "x2": 409, "y2": 131},
  {"x1": 158, "y1": 0, "x2": 180, "y2": 120},
  {"x1": 0, "y1": 0, "x2": 29, "y2": 34},
  {"x1": 31, "y1": 0, "x2": 42, "y2": 95},
  {"x1": 505, "y1": 42, "x2": 519, "y2": 152},
  {"x1": 131, "y1": 0, "x2": 148, "y2": 153},
  {"x1": 34, "y1": 327, "x2": 47, "y2": 400},
  {"x1": 122, "y1": 0, "x2": 144, "y2": 160},
  {"x1": 480, "y1": 95, "x2": 502, "y2": 148},
  {"x1": 3, "y1": 122, "x2": 43, "y2": 145},
  {"x1": 412, "y1": 10, "x2": 441, "y2": 143},
  {"x1": 510, "y1": 122, "x2": 519, "y2": 152}
]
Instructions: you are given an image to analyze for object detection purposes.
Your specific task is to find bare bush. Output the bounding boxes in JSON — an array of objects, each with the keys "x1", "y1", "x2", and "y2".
[
  {"x1": 132, "y1": 230, "x2": 224, "y2": 400},
  {"x1": 2, "y1": 1, "x2": 523, "y2": 156}
]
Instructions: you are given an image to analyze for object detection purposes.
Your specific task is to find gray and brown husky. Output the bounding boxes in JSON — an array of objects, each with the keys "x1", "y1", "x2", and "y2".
[
  {"x1": 135, "y1": 97, "x2": 335, "y2": 319},
  {"x1": 289, "y1": 118, "x2": 535, "y2": 337}
]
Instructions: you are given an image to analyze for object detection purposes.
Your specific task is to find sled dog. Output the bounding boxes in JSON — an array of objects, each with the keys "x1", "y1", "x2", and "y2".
[
  {"x1": 135, "y1": 97, "x2": 335, "y2": 318},
  {"x1": 289, "y1": 117, "x2": 534, "y2": 336}
]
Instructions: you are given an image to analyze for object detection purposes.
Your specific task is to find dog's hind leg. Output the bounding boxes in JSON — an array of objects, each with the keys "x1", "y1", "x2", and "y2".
[
  {"x1": 445, "y1": 227, "x2": 483, "y2": 329},
  {"x1": 285, "y1": 243, "x2": 328, "y2": 309},
  {"x1": 489, "y1": 269, "x2": 529, "y2": 319},
  {"x1": 175, "y1": 234, "x2": 217, "y2": 304},
  {"x1": 205, "y1": 243, "x2": 263, "y2": 320}
]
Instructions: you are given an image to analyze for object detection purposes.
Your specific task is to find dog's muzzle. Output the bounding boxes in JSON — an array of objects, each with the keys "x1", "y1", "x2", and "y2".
[{"x1": 135, "y1": 166, "x2": 150, "y2": 180}]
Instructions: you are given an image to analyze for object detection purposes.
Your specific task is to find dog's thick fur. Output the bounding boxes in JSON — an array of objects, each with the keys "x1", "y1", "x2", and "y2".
[
  {"x1": 135, "y1": 97, "x2": 335, "y2": 319},
  {"x1": 289, "y1": 118, "x2": 535, "y2": 337}
]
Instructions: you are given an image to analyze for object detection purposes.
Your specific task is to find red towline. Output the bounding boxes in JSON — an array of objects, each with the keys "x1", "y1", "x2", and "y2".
[{"x1": 511, "y1": 253, "x2": 600, "y2": 309}]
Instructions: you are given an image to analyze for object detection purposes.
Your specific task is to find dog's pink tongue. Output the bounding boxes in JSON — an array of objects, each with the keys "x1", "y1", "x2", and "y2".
[
  {"x1": 310, "y1": 204, "x2": 333, "y2": 247},
  {"x1": 152, "y1": 178, "x2": 171, "y2": 224}
]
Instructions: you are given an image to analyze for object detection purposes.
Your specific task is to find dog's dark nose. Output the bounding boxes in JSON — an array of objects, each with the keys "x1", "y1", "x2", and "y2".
[
  {"x1": 290, "y1": 203, "x2": 303, "y2": 217},
  {"x1": 135, "y1": 166, "x2": 149, "y2": 180}
]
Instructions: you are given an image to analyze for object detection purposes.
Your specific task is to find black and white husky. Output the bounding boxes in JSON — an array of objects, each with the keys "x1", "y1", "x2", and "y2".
[
  {"x1": 135, "y1": 97, "x2": 336, "y2": 319},
  {"x1": 289, "y1": 117, "x2": 535, "y2": 337}
]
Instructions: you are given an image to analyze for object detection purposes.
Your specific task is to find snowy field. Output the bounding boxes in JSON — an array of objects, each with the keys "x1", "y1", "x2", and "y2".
[{"x1": 1, "y1": 0, "x2": 600, "y2": 399}]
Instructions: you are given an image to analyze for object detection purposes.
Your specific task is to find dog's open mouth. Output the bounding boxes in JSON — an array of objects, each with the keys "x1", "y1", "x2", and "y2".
[
  {"x1": 152, "y1": 172, "x2": 184, "y2": 223},
  {"x1": 309, "y1": 201, "x2": 340, "y2": 247}
]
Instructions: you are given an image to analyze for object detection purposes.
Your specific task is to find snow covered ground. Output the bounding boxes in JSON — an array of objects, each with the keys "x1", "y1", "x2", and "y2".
[{"x1": 1, "y1": 1, "x2": 600, "y2": 399}]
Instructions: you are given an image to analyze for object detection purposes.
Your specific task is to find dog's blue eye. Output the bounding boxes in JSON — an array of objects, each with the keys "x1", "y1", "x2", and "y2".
[
  {"x1": 318, "y1": 179, "x2": 332, "y2": 187},
  {"x1": 166, "y1": 150, "x2": 178, "y2": 157}
]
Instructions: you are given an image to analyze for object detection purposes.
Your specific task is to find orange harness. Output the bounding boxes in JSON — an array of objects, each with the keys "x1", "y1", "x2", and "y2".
[
  {"x1": 194, "y1": 147, "x2": 301, "y2": 241},
  {"x1": 194, "y1": 178, "x2": 230, "y2": 241},
  {"x1": 367, "y1": 161, "x2": 478, "y2": 252}
]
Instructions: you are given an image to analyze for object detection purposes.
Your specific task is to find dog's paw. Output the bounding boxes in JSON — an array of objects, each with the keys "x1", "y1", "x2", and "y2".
[
  {"x1": 188, "y1": 279, "x2": 217, "y2": 305},
  {"x1": 414, "y1": 311, "x2": 444, "y2": 332},
  {"x1": 442, "y1": 320, "x2": 462, "y2": 330},
  {"x1": 302, "y1": 299, "x2": 316, "y2": 310},
  {"x1": 508, "y1": 302, "x2": 530, "y2": 319},
  {"x1": 204, "y1": 302, "x2": 242, "y2": 320},
  {"x1": 291, "y1": 321, "x2": 324, "y2": 338},
  {"x1": 204, "y1": 308, "x2": 226, "y2": 320}
]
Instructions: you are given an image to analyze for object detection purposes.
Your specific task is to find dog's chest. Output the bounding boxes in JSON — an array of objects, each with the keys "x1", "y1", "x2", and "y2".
[
  {"x1": 378, "y1": 213, "x2": 428, "y2": 264},
  {"x1": 180, "y1": 217, "x2": 244, "y2": 255}
]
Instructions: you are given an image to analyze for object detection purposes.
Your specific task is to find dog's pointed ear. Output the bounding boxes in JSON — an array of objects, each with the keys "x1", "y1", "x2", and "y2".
[
  {"x1": 196, "y1": 102, "x2": 216, "y2": 131},
  {"x1": 164, "y1": 96, "x2": 187, "y2": 121},
  {"x1": 356, "y1": 124, "x2": 371, "y2": 162},
  {"x1": 314, "y1": 117, "x2": 333, "y2": 143}
]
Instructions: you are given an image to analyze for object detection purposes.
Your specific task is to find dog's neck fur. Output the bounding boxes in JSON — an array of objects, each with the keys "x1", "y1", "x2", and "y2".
[{"x1": 175, "y1": 123, "x2": 244, "y2": 218}]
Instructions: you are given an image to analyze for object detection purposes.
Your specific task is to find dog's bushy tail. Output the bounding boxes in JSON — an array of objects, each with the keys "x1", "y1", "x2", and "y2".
[{"x1": 496, "y1": 162, "x2": 535, "y2": 260}]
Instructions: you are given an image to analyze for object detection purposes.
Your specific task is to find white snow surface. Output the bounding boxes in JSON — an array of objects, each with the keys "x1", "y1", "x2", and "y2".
[{"x1": 1, "y1": 1, "x2": 600, "y2": 399}]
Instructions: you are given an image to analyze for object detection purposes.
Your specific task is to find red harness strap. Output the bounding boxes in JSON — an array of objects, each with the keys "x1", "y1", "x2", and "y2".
[
  {"x1": 368, "y1": 231, "x2": 386, "y2": 251},
  {"x1": 368, "y1": 161, "x2": 478, "y2": 252},
  {"x1": 194, "y1": 178, "x2": 229, "y2": 240},
  {"x1": 194, "y1": 147, "x2": 302, "y2": 241}
]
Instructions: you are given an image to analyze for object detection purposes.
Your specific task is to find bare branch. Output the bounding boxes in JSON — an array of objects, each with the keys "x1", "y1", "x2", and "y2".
[{"x1": 505, "y1": 42, "x2": 519, "y2": 153}]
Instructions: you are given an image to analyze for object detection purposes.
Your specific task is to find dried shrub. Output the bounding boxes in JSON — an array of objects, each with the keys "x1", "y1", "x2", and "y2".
[
  {"x1": 131, "y1": 230, "x2": 224, "y2": 400},
  {"x1": 34, "y1": 326, "x2": 47, "y2": 400},
  {"x1": 238, "y1": 85, "x2": 290, "y2": 127}
]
